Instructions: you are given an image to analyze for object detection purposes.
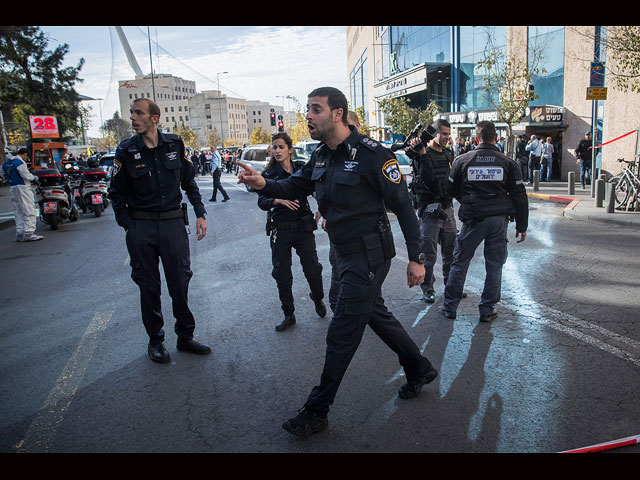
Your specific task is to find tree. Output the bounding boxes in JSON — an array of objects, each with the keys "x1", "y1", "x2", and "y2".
[
  {"x1": 377, "y1": 96, "x2": 441, "y2": 138},
  {"x1": 570, "y1": 26, "x2": 640, "y2": 94},
  {"x1": 249, "y1": 127, "x2": 271, "y2": 145},
  {"x1": 102, "y1": 111, "x2": 133, "y2": 145},
  {"x1": 475, "y1": 30, "x2": 546, "y2": 158},
  {"x1": 0, "y1": 26, "x2": 85, "y2": 161},
  {"x1": 174, "y1": 124, "x2": 198, "y2": 150}
]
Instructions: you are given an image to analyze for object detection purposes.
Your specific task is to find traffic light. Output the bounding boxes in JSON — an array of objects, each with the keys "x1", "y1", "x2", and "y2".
[
  {"x1": 270, "y1": 113, "x2": 276, "y2": 126},
  {"x1": 277, "y1": 121, "x2": 284, "y2": 131}
]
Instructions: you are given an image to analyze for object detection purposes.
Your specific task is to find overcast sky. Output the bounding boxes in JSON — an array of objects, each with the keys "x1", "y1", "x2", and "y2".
[{"x1": 40, "y1": 26, "x2": 348, "y2": 137}]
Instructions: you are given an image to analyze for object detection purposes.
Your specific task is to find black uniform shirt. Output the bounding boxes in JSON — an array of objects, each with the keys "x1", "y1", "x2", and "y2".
[
  {"x1": 109, "y1": 130, "x2": 205, "y2": 230},
  {"x1": 260, "y1": 126, "x2": 421, "y2": 260},
  {"x1": 447, "y1": 143, "x2": 528, "y2": 232},
  {"x1": 258, "y1": 160, "x2": 311, "y2": 223}
]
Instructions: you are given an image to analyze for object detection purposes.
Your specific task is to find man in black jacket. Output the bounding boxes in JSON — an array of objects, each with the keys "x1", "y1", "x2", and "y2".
[
  {"x1": 574, "y1": 131, "x2": 593, "y2": 189},
  {"x1": 408, "y1": 119, "x2": 456, "y2": 304},
  {"x1": 440, "y1": 120, "x2": 528, "y2": 323}
]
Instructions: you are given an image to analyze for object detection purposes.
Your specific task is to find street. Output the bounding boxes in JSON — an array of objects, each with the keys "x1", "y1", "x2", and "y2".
[{"x1": 1, "y1": 171, "x2": 639, "y2": 453}]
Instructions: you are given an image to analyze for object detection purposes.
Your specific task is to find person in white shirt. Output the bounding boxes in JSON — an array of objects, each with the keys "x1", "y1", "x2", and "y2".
[{"x1": 209, "y1": 145, "x2": 230, "y2": 202}]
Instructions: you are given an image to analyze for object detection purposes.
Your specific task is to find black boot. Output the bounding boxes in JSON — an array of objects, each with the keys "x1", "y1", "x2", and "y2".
[
  {"x1": 275, "y1": 314, "x2": 296, "y2": 332},
  {"x1": 310, "y1": 292, "x2": 327, "y2": 318},
  {"x1": 148, "y1": 340, "x2": 170, "y2": 363},
  {"x1": 282, "y1": 408, "x2": 328, "y2": 437}
]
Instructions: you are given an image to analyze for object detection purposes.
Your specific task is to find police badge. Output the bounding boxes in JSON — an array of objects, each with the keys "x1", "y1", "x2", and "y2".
[
  {"x1": 382, "y1": 159, "x2": 401, "y2": 184},
  {"x1": 113, "y1": 160, "x2": 122, "y2": 176}
]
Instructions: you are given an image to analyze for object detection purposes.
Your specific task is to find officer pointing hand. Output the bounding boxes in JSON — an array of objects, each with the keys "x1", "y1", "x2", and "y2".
[{"x1": 237, "y1": 161, "x2": 265, "y2": 190}]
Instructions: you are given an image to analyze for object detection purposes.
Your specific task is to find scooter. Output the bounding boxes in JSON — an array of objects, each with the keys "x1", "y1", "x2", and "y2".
[
  {"x1": 65, "y1": 164, "x2": 87, "y2": 213},
  {"x1": 80, "y1": 166, "x2": 110, "y2": 217},
  {"x1": 32, "y1": 167, "x2": 79, "y2": 230}
]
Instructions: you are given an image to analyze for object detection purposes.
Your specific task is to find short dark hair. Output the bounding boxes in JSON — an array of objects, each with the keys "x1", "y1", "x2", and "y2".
[
  {"x1": 476, "y1": 120, "x2": 497, "y2": 143},
  {"x1": 132, "y1": 97, "x2": 161, "y2": 118},
  {"x1": 434, "y1": 118, "x2": 451, "y2": 131},
  {"x1": 308, "y1": 87, "x2": 348, "y2": 124}
]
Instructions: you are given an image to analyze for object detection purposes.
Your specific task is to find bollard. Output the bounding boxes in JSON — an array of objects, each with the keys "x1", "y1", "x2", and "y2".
[
  {"x1": 595, "y1": 178, "x2": 605, "y2": 207},
  {"x1": 605, "y1": 182, "x2": 615, "y2": 213},
  {"x1": 533, "y1": 170, "x2": 540, "y2": 191},
  {"x1": 568, "y1": 171, "x2": 575, "y2": 195}
]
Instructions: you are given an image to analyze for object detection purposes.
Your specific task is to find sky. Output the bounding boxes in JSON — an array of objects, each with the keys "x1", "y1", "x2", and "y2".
[{"x1": 40, "y1": 26, "x2": 348, "y2": 138}]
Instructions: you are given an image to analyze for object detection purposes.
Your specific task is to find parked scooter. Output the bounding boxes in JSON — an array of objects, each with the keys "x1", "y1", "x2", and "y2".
[
  {"x1": 80, "y1": 158, "x2": 110, "y2": 217},
  {"x1": 32, "y1": 167, "x2": 79, "y2": 230},
  {"x1": 64, "y1": 163, "x2": 87, "y2": 213}
]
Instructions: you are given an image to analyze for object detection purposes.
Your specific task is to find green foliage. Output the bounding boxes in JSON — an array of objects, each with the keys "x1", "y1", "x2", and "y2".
[
  {"x1": 377, "y1": 97, "x2": 441, "y2": 138},
  {"x1": 0, "y1": 26, "x2": 85, "y2": 141}
]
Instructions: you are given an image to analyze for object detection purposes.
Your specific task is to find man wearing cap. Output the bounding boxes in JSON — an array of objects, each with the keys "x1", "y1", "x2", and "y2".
[{"x1": 1, "y1": 148, "x2": 43, "y2": 242}]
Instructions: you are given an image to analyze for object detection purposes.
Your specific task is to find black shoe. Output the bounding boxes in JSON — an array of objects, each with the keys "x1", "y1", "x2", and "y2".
[
  {"x1": 148, "y1": 341, "x2": 171, "y2": 363},
  {"x1": 398, "y1": 366, "x2": 438, "y2": 399},
  {"x1": 438, "y1": 306, "x2": 456, "y2": 319},
  {"x1": 222, "y1": 197, "x2": 229, "y2": 202},
  {"x1": 275, "y1": 314, "x2": 296, "y2": 332},
  {"x1": 309, "y1": 292, "x2": 326, "y2": 317},
  {"x1": 422, "y1": 291, "x2": 435, "y2": 303},
  {"x1": 209, "y1": 198, "x2": 216, "y2": 202},
  {"x1": 282, "y1": 408, "x2": 328, "y2": 438},
  {"x1": 479, "y1": 308, "x2": 498, "y2": 323},
  {"x1": 177, "y1": 338, "x2": 211, "y2": 355}
]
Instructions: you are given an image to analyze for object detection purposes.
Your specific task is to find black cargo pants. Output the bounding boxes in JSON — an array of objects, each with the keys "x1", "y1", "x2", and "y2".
[
  {"x1": 303, "y1": 250, "x2": 432, "y2": 415},
  {"x1": 126, "y1": 217, "x2": 196, "y2": 343},
  {"x1": 270, "y1": 224, "x2": 324, "y2": 316}
]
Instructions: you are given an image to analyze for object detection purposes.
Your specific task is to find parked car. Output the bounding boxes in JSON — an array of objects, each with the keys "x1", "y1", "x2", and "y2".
[
  {"x1": 98, "y1": 152, "x2": 116, "y2": 181},
  {"x1": 296, "y1": 140, "x2": 320, "y2": 157},
  {"x1": 240, "y1": 144, "x2": 309, "y2": 173}
]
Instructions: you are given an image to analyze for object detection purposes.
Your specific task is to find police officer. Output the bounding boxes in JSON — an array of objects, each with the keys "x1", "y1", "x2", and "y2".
[
  {"x1": 408, "y1": 119, "x2": 456, "y2": 304},
  {"x1": 238, "y1": 87, "x2": 436, "y2": 438},
  {"x1": 439, "y1": 120, "x2": 528, "y2": 323},
  {"x1": 2, "y1": 148, "x2": 43, "y2": 242},
  {"x1": 109, "y1": 98, "x2": 211, "y2": 363},
  {"x1": 258, "y1": 132, "x2": 326, "y2": 331}
]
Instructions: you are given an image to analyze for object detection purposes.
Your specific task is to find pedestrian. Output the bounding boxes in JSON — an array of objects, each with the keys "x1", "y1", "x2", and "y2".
[
  {"x1": 238, "y1": 87, "x2": 436, "y2": 438},
  {"x1": 407, "y1": 119, "x2": 456, "y2": 304},
  {"x1": 191, "y1": 150, "x2": 200, "y2": 175},
  {"x1": 439, "y1": 120, "x2": 529, "y2": 323},
  {"x1": 199, "y1": 150, "x2": 209, "y2": 175},
  {"x1": 258, "y1": 132, "x2": 326, "y2": 331},
  {"x1": 209, "y1": 144, "x2": 230, "y2": 202},
  {"x1": 541, "y1": 137, "x2": 555, "y2": 182},
  {"x1": 1, "y1": 148, "x2": 43, "y2": 242},
  {"x1": 574, "y1": 131, "x2": 593, "y2": 189},
  {"x1": 525, "y1": 134, "x2": 543, "y2": 184},
  {"x1": 515, "y1": 135, "x2": 529, "y2": 182},
  {"x1": 108, "y1": 98, "x2": 211, "y2": 363}
]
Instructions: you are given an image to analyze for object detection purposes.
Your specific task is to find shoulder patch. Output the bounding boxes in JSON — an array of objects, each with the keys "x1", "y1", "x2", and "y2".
[
  {"x1": 113, "y1": 160, "x2": 122, "y2": 176},
  {"x1": 382, "y1": 158, "x2": 402, "y2": 184},
  {"x1": 359, "y1": 136, "x2": 380, "y2": 151}
]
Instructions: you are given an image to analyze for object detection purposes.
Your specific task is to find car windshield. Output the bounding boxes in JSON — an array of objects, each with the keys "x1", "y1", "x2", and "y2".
[
  {"x1": 394, "y1": 152, "x2": 411, "y2": 165},
  {"x1": 293, "y1": 147, "x2": 309, "y2": 160}
]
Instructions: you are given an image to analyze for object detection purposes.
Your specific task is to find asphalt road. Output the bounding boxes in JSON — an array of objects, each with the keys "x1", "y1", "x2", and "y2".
[{"x1": 1, "y1": 172, "x2": 639, "y2": 453}]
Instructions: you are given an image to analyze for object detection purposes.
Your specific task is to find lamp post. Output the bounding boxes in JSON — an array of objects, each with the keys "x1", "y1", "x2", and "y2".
[{"x1": 217, "y1": 71, "x2": 228, "y2": 146}]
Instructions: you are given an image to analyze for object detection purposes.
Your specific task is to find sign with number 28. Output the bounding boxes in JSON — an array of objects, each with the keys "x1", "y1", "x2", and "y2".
[{"x1": 29, "y1": 115, "x2": 59, "y2": 138}]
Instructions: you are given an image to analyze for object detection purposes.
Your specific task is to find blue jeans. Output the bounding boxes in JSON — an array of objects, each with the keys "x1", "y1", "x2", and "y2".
[
  {"x1": 580, "y1": 162, "x2": 591, "y2": 186},
  {"x1": 541, "y1": 158, "x2": 553, "y2": 181}
]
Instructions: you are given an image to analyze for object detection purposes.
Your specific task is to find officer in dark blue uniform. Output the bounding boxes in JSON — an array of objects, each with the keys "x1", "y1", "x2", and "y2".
[
  {"x1": 440, "y1": 120, "x2": 529, "y2": 323},
  {"x1": 238, "y1": 87, "x2": 436, "y2": 438},
  {"x1": 109, "y1": 98, "x2": 211, "y2": 363},
  {"x1": 258, "y1": 132, "x2": 326, "y2": 332}
]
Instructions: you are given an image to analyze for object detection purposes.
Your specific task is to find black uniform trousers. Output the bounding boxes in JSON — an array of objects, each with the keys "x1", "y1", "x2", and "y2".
[
  {"x1": 270, "y1": 224, "x2": 324, "y2": 315},
  {"x1": 304, "y1": 250, "x2": 431, "y2": 415},
  {"x1": 125, "y1": 217, "x2": 195, "y2": 342},
  {"x1": 211, "y1": 168, "x2": 229, "y2": 201}
]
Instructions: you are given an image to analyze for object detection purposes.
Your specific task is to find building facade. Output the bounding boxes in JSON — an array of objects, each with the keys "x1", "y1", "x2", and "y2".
[
  {"x1": 347, "y1": 26, "x2": 640, "y2": 180},
  {"x1": 118, "y1": 74, "x2": 196, "y2": 133}
]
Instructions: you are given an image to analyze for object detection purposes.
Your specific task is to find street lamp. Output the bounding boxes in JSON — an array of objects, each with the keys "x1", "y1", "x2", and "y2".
[{"x1": 217, "y1": 71, "x2": 228, "y2": 146}]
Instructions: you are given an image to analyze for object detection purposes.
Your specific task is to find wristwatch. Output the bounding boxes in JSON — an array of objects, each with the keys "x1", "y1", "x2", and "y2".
[{"x1": 412, "y1": 252, "x2": 426, "y2": 264}]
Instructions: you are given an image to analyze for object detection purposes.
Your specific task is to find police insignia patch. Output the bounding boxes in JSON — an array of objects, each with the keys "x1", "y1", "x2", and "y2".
[
  {"x1": 113, "y1": 160, "x2": 122, "y2": 176},
  {"x1": 382, "y1": 159, "x2": 401, "y2": 184}
]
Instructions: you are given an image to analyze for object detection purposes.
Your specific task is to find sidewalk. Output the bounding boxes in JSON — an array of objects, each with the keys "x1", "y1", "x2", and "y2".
[{"x1": 526, "y1": 180, "x2": 640, "y2": 230}]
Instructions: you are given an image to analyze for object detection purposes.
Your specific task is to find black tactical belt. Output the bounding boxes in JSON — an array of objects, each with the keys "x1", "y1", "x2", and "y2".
[
  {"x1": 130, "y1": 209, "x2": 183, "y2": 220},
  {"x1": 331, "y1": 240, "x2": 364, "y2": 256},
  {"x1": 272, "y1": 219, "x2": 304, "y2": 230}
]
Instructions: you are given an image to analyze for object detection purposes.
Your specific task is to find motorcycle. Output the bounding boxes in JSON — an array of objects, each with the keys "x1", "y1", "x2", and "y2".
[
  {"x1": 80, "y1": 166, "x2": 110, "y2": 217},
  {"x1": 64, "y1": 163, "x2": 87, "y2": 213},
  {"x1": 32, "y1": 167, "x2": 79, "y2": 230}
]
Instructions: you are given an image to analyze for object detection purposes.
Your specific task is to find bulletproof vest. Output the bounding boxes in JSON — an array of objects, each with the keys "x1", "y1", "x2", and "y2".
[
  {"x1": 2, "y1": 158, "x2": 26, "y2": 186},
  {"x1": 457, "y1": 148, "x2": 514, "y2": 222},
  {"x1": 413, "y1": 148, "x2": 452, "y2": 207}
]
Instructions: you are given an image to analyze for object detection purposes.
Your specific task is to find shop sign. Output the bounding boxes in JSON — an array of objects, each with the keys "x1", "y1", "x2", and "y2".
[
  {"x1": 374, "y1": 65, "x2": 427, "y2": 100},
  {"x1": 525, "y1": 106, "x2": 565, "y2": 123}
]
